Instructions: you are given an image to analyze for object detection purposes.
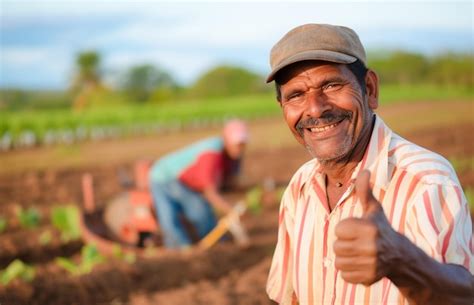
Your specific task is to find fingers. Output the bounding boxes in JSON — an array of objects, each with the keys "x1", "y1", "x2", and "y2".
[
  {"x1": 333, "y1": 238, "x2": 377, "y2": 257},
  {"x1": 339, "y1": 269, "x2": 377, "y2": 286},
  {"x1": 334, "y1": 213, "x2": 380, "y2": 286},
  {"x1": 335, "y1": 254, "x2": 378, "y2": 286},
  {"x1": 334, "y1": 255, "x2": 377, "y2": 272},
  {"x1": 333, "y1": 170, "x2": 390, "y2": 287},
  {"x1": 334, "y1": 254, "x2": 379, "y2": 286},
  {"x1": 356, "y1": 170, "x2": 385, "y2": 218},
  {"x1": 334, "y1": 217, "x2": 377, "y2": 240},
  {"x1": 356, "y1": 170, "x2": 372, "y2": 214}
]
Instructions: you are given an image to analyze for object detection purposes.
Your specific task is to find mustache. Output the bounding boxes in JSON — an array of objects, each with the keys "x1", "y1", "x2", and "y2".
[{"x1": 296, "y1": 111, "x2": 352, "y2": 136}]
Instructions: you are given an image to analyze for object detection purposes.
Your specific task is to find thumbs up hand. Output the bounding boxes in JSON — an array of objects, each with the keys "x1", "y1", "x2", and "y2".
[{"x1": 333, "y1": 170, "x2": 399, "y2": 286}]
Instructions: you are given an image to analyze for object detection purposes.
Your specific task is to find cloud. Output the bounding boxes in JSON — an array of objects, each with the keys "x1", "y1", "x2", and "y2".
[
  {"x1": 1, "y1": 1, "x2": 472, "y2": 89},
  {"x1": 0, "y1": 46, "x2": 72, "y2": 88}
]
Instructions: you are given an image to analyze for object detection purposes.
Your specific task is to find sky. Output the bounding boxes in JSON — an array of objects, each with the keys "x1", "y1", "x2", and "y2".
[{"x1": 0, "y1": 0, "x2": 473, "y2": 90}]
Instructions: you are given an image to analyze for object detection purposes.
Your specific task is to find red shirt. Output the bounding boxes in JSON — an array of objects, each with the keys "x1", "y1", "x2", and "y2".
[{"x1": 179, "y1": 151, "x2": 238, "y2": 192}]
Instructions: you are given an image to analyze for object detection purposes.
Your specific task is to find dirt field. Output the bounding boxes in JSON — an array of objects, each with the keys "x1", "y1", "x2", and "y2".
[{"x1": 0, "y1": 101, "x2": 472, "y2": 305}]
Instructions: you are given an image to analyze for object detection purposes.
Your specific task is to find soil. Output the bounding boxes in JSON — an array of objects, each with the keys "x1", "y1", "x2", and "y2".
[{"x1": 0, "y1": 116, "x2": 472, "y2": 305}]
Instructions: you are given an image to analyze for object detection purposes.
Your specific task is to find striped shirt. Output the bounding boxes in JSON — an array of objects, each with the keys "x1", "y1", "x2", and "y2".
[{"x1": 267, "y1": 115, "x2": 473, "y2": 305}]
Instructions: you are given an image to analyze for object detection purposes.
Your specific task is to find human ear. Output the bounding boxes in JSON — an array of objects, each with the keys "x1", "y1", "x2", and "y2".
[{"x1": 365, "y1": 70, "x2": 379, "y2": 110}]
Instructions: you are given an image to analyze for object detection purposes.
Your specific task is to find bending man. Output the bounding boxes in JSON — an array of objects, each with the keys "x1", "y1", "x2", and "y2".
[{"x1": 149, "y1": 119, "x2": 248, "y2": 249}]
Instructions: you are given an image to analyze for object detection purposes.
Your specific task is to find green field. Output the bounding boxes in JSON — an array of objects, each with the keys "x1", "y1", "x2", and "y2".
[{"x1": 1, "y1": 84, "x2": 472, "y2": 150}]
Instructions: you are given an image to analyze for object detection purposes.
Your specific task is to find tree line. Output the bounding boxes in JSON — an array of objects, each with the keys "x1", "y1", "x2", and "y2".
[
  {"x1": 368, "y1": 51, "x2": 473, "y2": 86},
  {"x1": 0, "y1": 50, "x2": 472, "y2": 111}
]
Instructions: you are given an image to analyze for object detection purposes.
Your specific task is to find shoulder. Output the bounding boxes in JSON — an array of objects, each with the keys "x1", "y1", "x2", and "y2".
[{"x1": 388, "y1": 133, "x2": 460, "y2": 187}]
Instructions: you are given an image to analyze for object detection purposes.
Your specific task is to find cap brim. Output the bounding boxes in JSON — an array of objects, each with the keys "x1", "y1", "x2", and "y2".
[{"x1": 266, "y1": 50, "x2": 357, "y2": 83}]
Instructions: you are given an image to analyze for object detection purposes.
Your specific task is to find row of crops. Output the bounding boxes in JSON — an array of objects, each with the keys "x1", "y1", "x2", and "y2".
[
  {"x1": 0, "y1": 203, "x2": 140, "y2": 286},
  {"x1": 0, "y1": 205, "x2": 86, "y2": 285},
  {"x1": 0, "y1": 94, "x2": 279, "y2": 151},
  {"x1": 2, "y1": 85, "x2": 472, "y2": 152},
  {"x1": 0, "y1": 184, "x2": 271, "y2": 286}
]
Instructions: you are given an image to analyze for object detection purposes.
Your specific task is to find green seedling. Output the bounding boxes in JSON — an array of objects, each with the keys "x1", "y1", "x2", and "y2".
[
  {"x1": 112, "y1": 244, "x2": 136, "y2": 264},
  {"x1": 246, "y1": 186, "x2": 263, "y2": 215},
  {"x1": 0, "y1": 259, "x2": 35, "y2": 285},
  {"x1": 51, "y1": 205, "x2": 80, "y2": 242},
  {"x1": 38, "y1": 229, "x2": 53, "y2": 245},
  {"x1": 55, "y1": 244, "x2": 104, "y2": 276},
  {"x1": 55, "y1": 257, "x2": 79, "y2": 275},
  {"x1": 276, "y1": 186, "x2": 286, "y2": 201},
  {"x1": 17, "y1": 207, "x2": 41, "y2": 229},
  {"x1": 81, "y1": 244, "x2": 105, "y2": 273},
  {"x1": 0, "y1": 217, "x2": 7, "y2": 233},
  {"x1": 124, "y1": 251, "x2": 137, "y2": 264}
]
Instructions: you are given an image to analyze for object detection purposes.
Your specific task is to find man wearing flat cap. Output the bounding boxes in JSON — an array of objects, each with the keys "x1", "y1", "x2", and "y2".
[{"x1": 266, "y1": 24, "x2": 473, "y2": 305}]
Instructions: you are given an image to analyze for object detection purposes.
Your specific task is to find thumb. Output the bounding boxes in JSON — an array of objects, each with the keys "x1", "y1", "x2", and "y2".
[{"x1": 356, "y1": 170, "x2": 380, "y2": 216}]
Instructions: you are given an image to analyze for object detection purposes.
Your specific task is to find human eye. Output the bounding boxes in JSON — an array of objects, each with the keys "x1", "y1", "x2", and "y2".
[
  {"x1": 322, "y1": 82, "x2": 344, "y2": 92},
  {"x1": 282, "y1": 90, "x2": 305, "y2": 104}
]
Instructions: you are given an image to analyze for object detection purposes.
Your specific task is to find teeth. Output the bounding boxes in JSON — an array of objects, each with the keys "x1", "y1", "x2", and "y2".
[{"x1": 310, "y1": 122, "x2": 339, "y2": 133}]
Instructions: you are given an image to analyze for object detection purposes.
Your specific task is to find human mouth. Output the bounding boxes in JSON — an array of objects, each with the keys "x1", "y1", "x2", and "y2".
[
  {"x1": 303, "y1": 117, "x2": 348, "y2": 140},
  {"x1": 308, "y1": 121, "x2": 342, "y2": 133},
  {"x1": 296, "y1": 112, "x2": 351, "y2": 138}
]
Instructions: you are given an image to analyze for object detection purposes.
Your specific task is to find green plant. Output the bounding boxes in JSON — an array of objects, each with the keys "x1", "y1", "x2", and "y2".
[
  {"x1": 276, "y1": 186, "x2": 286, "y2": 201},
  {"x1": 51, "y1": 205, "x2": 81, "y2": 241},
  {"x1": 1, "y1": 85, "x2": 471, "y2": 151},
  {"x1": 246, "y1": 186, "x2": 263, "y2": 215},
  {"x1": 55, "y1": 257, "x2": 78, "y2": 275},
  {"x1": 55, "y1": 244, "x2": 104, "y2": 276},
  {"x1": 112, "y1": 244, "x2": 136, "y2": 264},
  {"x1": 38, "y1": 229, "x2": 53, "y2": 245},
  {"x1": 17, "y1": 207, "x2": 41, "y2": 228},
  {"x1": 0, "y1": 259, "x2": 35, "y2": 285},
  {"x1": 188, "y1": 65, "x2": 267, "y2": 99},
  {"x1": 0, "y1": 217, "x2": 7, "y2": 233}
]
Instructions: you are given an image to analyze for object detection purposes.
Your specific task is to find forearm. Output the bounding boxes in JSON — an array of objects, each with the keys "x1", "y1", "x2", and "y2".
[
  {"x1": 203, "y1": 187, "x2": 232, "y2": 214},
  {"x1": 387, "y1": 232, "x2": 474, "y2": 305}
]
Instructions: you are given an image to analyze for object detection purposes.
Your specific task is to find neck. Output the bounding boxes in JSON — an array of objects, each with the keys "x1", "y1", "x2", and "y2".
[{"x1": 320, "y1": 115, "x2": 375, "y2": 187}]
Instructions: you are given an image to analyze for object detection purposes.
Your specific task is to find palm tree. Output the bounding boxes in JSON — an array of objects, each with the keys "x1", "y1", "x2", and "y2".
[{"x1": 71, "y1": 51, "x2": 102, "y2": 111}]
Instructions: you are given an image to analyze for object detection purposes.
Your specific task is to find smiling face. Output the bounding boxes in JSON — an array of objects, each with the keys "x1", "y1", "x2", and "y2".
[{"x1": 277, "y1": 61, "x2": 378, "y2": 162}]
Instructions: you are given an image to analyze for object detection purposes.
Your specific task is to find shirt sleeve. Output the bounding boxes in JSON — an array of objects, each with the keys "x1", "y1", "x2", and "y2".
[
  {"x1": 405, "y1": 182, "x2": 473, "y2": 272},
  {"x1": 267, "y1": 186, "x2": 296, "y2": 305}
]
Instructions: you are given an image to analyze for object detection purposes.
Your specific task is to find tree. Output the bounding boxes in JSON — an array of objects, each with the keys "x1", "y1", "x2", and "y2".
[
  {"x1": 428, "y1": 53, "x2": 474, "y2": 86},
  {"x1": 121, "y1": 64, "x2": 177, "y2": 103},
  {"x1": 369, "y1": 51, "x2": 428, "y2": 84},
  {"x1": 75, "y1": 51, "x2": 101, "y2": 88},
  {"x1": 188, "y1": 65, "x2": 267, "y2": 99},
  {"x1": 71, "y1": 51, "x2": 103, "y2": 111}
]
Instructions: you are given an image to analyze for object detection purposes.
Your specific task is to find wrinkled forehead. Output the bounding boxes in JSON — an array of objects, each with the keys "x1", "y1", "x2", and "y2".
[{"x1": 275, "y1": 60, "x2": 351, "y2": 85}]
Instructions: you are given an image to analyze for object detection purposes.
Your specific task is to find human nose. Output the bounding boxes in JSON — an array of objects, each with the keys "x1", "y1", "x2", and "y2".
[{"x1": 304, "y1": 91, "x2": 330, "y2": 118}]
